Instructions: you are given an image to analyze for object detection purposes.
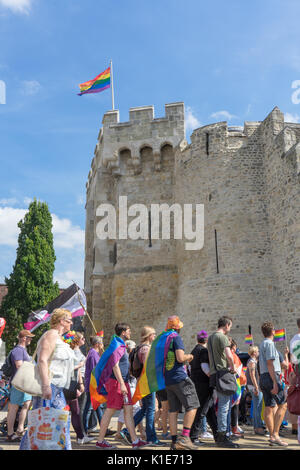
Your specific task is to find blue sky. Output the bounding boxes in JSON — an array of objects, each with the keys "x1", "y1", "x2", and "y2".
[{"x1": 1, "y1": 0, "x2": 300, "y2": 288}]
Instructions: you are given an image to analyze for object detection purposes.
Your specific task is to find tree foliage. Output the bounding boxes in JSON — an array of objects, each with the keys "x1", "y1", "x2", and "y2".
[{"x1": 0, "y1": 200, "x2": 60, "y2": 352}]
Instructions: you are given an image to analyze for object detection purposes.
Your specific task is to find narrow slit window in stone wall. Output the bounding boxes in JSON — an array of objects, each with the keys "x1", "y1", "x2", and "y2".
[
  {"x1": 92, "y1": 247, "x2": 95, "y2": 269},
  {"x1": 148, "y1": 210, "x2": 152, "y2": 247},
  {"x1": 109, "y1": 243, "x2": 117, "y2": 266},
  {"x1": 214, "y1": 229, "x2": 219, "y2": 274},
  {"x1": 113, "y1": 242, "x2": 117, "y2": 266},
  {"x1": 206, "y1": 133, "x2": 210, "y2": 155}
]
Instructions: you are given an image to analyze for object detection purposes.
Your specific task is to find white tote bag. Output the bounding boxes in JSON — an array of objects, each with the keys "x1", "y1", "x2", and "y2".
[{"x1": 11, "y1": 348, "x2": 52, "y2": 397}]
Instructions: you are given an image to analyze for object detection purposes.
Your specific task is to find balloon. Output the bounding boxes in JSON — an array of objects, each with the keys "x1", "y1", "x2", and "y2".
[{"x1": 0, "y1": 318, "x2": 6, "y2": 339}]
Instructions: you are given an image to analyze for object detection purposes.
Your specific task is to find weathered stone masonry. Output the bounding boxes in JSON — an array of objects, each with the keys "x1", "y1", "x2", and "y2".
[{"x1": 84, "y1": 103, "x2": 300, "y2": 352}]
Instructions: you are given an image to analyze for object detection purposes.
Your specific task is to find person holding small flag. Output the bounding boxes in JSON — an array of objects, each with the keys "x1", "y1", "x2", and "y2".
[
  {"x1": 245, "y1": 345, "x2": 265, "y2": 435},
  {"x1": 258, "y1": 321, "x2": 288, "y2": 446}
]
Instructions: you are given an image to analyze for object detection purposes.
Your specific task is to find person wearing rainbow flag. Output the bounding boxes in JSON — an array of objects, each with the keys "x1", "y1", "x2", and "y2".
[
  {"x1": 162, "y1": 316, "x2": 200, "y2": 450},
  {"x1": 259, "y1": 321, "x2": 288, "y2": 447},
  {"x1": 93, "y1": 323, "x2": 148, "y2": 450},
  {"x1": 131, "y1": 315, "x2": 199, "y2": 450}
]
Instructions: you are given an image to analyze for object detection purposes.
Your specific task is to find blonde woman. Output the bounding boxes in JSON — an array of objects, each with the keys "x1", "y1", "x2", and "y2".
[
  {"x1": 245, "y1": 345, "x2": 265, "y2": 435},
  {"x1": 121, "y1": 326, "x2": 164, "y2": 446},
  {"x1": 20, "y1": 308, "x2": 75, "y2": 450}
]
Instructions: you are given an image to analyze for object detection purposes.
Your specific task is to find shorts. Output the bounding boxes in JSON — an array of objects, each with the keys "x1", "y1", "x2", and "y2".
[
  {"x1": 156, "y1": 388, "x2": 168, "y2": 404},
  {"x1": 105, "y1": 378, "x2": 133, "y2": 410},
  {"x1": 259, "y1": 373, "x2": 286, "y2": 407},
  {"x1": 166, "y1": 377, "x2": 200, "y2": 413},
  {"x1": 9, "y1": 386, "x2": 32, "y2": 406}
]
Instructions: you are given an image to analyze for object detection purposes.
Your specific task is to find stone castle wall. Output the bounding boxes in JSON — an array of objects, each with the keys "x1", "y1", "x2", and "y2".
[
  {"x1": 84, "y1": 104, "x2": 185, "y2": 343},
  {"x1": 84, "y1": 103, "x2": 300, "y2": 353}
]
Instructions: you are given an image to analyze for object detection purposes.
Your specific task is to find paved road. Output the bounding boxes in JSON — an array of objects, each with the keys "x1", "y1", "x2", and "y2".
[{"x1": 0, "y1": 410, "x2": 298, "y2": 451}]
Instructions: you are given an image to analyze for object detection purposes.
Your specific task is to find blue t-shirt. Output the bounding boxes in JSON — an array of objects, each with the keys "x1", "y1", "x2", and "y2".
[
  {"x1": 10, "y1": 345, "x2": 31, "y2": 380},
  {"x1": 164, "y1": 335, "x2": 188, "y2": 386},
  {"x1": 259, "y1": 338, "x2": 281, "y2": 375},
  {"x1": 110, "y1": 350, "x2": 130, "y2": 383}
]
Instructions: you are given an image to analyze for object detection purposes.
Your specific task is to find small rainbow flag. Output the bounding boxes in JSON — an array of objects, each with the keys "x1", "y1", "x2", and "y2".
[
  {"x1": 274, "y1": 328, "x2": 286, "y2": 342},
  {"x1": 90, "y1": 334, "x2": 126, "y2": 410},
  {"x1": 78, "y1": 67, "x2": 111, "y2": 96},
  {"x1": 132, "y1": 329, "x2": 178, "y2": 404},
  {"x1": 245, "y1": 334, "x2": 253, "y2": 344}
]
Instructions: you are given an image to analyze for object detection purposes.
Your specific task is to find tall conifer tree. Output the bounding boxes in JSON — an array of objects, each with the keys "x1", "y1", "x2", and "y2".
[{"x1": 0, "y1": 200, "x2": 60, "y2": 351}]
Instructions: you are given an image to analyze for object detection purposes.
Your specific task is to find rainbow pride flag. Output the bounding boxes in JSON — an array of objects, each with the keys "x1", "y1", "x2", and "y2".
[
  {"x1": 78, "y1": 67, "x2": 111, "y2": 96},
  {"x1": 132, "y1": 329, "x2": 178, "y2": 405},
  {"x1": 274, "y1": 328, "x2": 286, "y2": 342},
  {"x1": 232, "y1": 377, "x2": 241, "y2": 406},
  {"x1": 90, "y1": 334, "x2": 126, "y2": 410},
  {"x1": 245, "y1": 334, "x2": 253, "y2": 345}
]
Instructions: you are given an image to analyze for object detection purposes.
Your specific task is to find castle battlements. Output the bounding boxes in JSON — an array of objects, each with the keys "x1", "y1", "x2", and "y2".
[{"x1": 86, "y1": 103, "x2": 185, "y2": 191}]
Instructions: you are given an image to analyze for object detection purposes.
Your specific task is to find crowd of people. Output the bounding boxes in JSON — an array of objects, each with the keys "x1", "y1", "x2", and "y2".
[{"x1": 0, "y1": 309, "x2": 300, "y2": 451}]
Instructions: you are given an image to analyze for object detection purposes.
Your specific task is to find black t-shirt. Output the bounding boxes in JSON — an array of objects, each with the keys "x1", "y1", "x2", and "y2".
[{"x1": 190, "y1": 344, "x2": 210, "y2": 384}]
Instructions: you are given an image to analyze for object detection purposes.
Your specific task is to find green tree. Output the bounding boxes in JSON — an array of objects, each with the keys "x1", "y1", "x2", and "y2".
[{"x1": 0, "y1": 199, "x2": 60, "y2": 352}]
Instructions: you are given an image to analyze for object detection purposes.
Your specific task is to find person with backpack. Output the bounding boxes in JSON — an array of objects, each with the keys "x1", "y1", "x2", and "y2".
[
  {"x1": 5, "y1": 329, "x2": 35, "y2": 442},
  {"x1": 120, "y1": 326, "x2": 164, "y2": 446}
]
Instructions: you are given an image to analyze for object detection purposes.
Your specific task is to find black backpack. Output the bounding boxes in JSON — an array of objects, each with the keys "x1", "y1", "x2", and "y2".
[
  {"x1": 129, "y1": 345, "x2": 144, "y2": 379},
  {"x1": 1, "y1": 351, "x2": 13, "y2": 378}
]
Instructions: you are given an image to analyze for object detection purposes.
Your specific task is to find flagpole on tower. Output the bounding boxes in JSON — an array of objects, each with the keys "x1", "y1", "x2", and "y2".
[{"x1": 110, "y1": 59, "x2": 115, "y2": 110}]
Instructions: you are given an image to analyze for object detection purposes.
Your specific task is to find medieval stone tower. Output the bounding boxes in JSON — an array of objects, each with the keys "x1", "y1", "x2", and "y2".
[{"x1": 84, "y1": 103, "x2": 300, "y2": 352}]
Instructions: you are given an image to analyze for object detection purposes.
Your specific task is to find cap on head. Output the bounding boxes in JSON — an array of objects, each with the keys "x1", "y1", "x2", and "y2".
[
  {"x1": 19, "y1": 329, "x2": 35, "y2": 339},
  {"x1": 166, "y1": 315, "x2": 183, "y2": 331},
  {"x1": 197, "y1": 330, "x2": 208, "y2": 341}
]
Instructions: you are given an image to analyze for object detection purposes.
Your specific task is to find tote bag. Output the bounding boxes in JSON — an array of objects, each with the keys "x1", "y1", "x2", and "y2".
[
  {"x1": 287, "y1": 365, "x2": 300, "y2": 416},
  {"x1": 27, "y1": 405, "x2": 69, "y2": 450},
  {"x1": 11, "y1": 347, "x2": 53, "y2": 397}
]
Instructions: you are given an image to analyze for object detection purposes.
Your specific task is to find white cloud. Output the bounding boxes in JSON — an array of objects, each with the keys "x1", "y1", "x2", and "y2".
[
  {"x1": 21, "y1": 80, "x2": 41, "y2": 96},
  {"x1": 77, "y1": 194, "x2": 85, "y2": 206},
  {"x1": 210, "y1": 110, "x2": 237, "y2": 121},
  {"x1": 0, "y1": 207, "x2": 27, "y2": 246},
  {"x1": 23, "y1": 196, "x2": 33, "y2": 205},
  {"x1": 185, "y1": 106, "x2": 201, "y2": 133},
  {"x1": 54, "y1": 269, "x2": 84, "y2": 289},
  {"x1": 0, "y1": 205, "x2": 85, "y2": 289},
  {"x1": 0, "y1": 0, "x2": 32, "y2": 14},
  {"x1": 0, "y1": 206, "x2": 85, "y2": 249},
  {"x1": 51, "y1": 214, "x2": 85, "y2": 249},
  {"x1": 0, "y1": 197, "x2": 18, "y2": 206},
  {"x1": 284, "y1": 112, "x2": 300, "y2": 123}
]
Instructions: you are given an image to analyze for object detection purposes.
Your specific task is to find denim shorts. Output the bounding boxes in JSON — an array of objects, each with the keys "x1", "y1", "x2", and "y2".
[
  {"x1": 166, "y1": 377, "x2": 199, "y2": 413},
  {"x1": 259, "y1": 373, "x2": 286, "y2": 407},
  {"x1": 9, "y1": 385, "x2": 32, "y2": 405}
]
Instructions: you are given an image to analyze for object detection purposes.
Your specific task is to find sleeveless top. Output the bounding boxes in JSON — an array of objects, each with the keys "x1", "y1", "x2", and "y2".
[
  {"x1": 37, "y1": 334, "x2": 75, "y2": 389},
  {"x1": 245, "y1": 357, "x2": 259, "y2": 388}
]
